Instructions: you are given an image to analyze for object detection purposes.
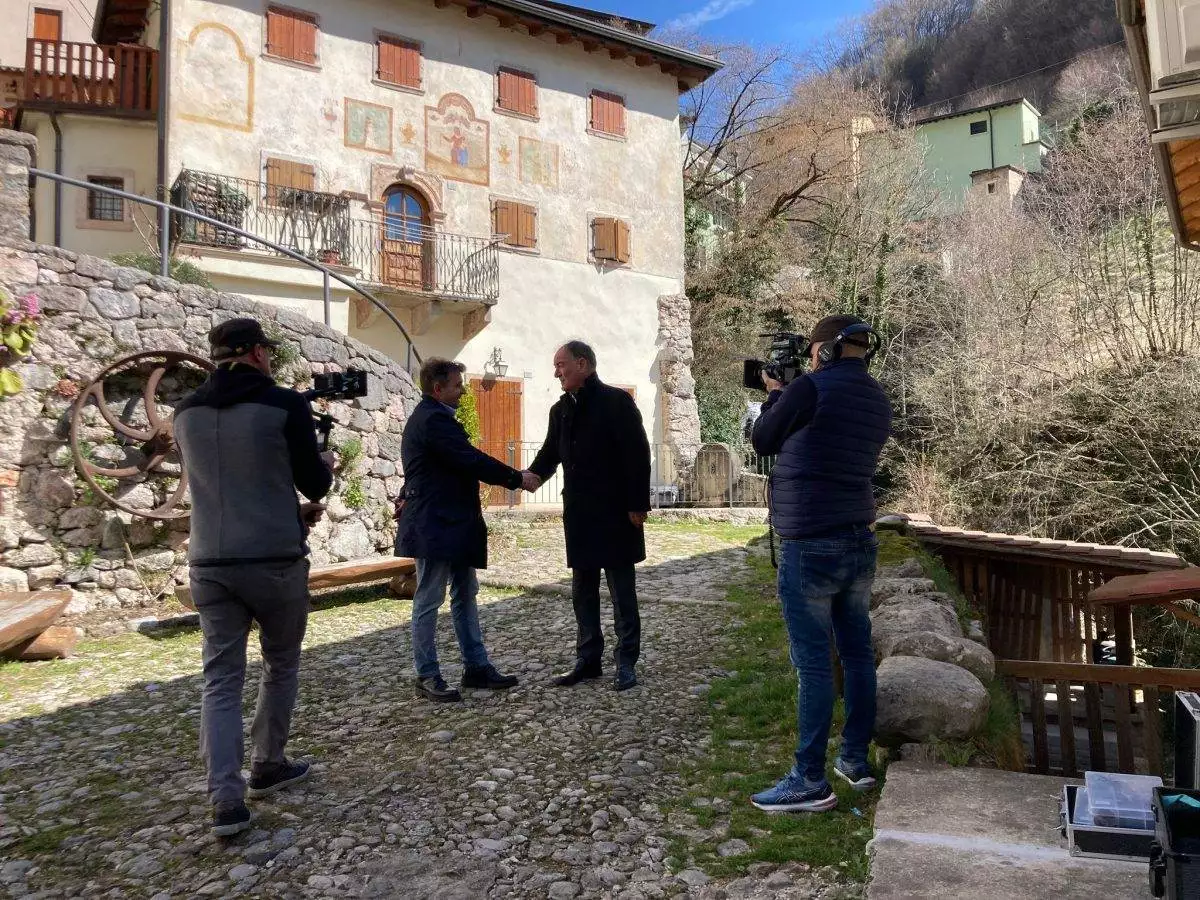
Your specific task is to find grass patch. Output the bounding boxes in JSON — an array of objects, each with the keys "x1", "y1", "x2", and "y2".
[{"x1": 669, "y1": 529, "x2": 919, "y2": 884}]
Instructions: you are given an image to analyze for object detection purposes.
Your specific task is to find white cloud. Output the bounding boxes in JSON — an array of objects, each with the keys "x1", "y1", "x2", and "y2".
[{"x1": 665, "y1": 0, "x2": 756, "y2": 30}]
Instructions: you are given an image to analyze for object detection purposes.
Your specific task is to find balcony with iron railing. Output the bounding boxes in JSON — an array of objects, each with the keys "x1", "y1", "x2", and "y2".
[
  {"x1": 171, "y1": 170, "x2": 500, "y2": 306},
  {"x1": 21, "y1": 39, "x2": 158, "y2": 118}
]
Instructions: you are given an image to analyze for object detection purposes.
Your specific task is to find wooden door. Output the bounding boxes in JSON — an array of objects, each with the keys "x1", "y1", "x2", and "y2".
[
  {"x1": 33, "y1": 8, "x2": 62, "y2": 41},
  {"x1": 381, "y1": 186, "x2": 430, "y2": 289},
  {"x1": 470, "y1": 377, "x2": 523, "y2": 505}
]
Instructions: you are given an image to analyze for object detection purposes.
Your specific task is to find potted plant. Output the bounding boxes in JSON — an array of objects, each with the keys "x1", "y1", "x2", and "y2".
[{"x1": 318, "y1": 248, "x2": 343, "y2": 266}]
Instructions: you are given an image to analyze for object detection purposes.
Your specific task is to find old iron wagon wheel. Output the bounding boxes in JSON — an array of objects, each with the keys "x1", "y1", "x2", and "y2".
[{"x1": 70, "y1": 350, "x2": 215, "y2": 520}]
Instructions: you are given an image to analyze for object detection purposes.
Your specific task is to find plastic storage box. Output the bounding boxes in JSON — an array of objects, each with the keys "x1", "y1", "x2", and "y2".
[
  {"x1": 1086, "y1": 771, "x2": 1162, "y2": 830},
  {"x1": 1063, "y1": 784, "x2": 1156, "y2": 861}
]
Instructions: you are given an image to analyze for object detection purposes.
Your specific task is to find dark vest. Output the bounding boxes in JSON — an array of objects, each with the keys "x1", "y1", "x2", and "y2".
[{"x1": 769, "y1": 358, "x2": 892, "y2": 539}]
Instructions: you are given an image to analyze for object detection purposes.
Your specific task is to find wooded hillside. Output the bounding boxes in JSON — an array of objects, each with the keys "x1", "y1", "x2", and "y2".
[{"x1": 835, "y1": 0, "x2": 1125, "y2": 118}]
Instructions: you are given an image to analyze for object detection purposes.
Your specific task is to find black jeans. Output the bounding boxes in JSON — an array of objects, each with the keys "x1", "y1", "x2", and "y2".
[{"x1": 571, "y1": 564, "x2": 641, "y2": 670}]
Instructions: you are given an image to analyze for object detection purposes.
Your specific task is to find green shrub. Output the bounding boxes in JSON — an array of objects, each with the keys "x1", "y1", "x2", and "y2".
[
  {"x1": 455, "y1": 385, "x2": 481, "y2": 446},
  {"x1": 110, "y1": 253, "x2": 214, "y2": 288}
]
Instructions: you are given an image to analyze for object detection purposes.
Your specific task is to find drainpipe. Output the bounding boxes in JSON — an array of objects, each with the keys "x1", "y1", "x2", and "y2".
[
  {"x1": 155, "y1": 0, "x2": 172, "y2": 276},
  {"x1": 49, "y1": 111, "x2": 62, "y2": 248},
  {"x1": 987, "y1": 109, "x2": 995, "y2": 171}
]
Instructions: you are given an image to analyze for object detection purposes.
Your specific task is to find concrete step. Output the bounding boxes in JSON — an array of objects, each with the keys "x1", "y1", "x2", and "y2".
[{"x1": 868, "y1": 762, "x2": 1147, "y2": 899}]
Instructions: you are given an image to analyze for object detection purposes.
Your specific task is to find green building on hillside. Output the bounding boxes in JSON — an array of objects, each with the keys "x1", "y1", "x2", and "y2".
[{"x1": 913, "y1": 98, "x2": 1048, "y2": 210}]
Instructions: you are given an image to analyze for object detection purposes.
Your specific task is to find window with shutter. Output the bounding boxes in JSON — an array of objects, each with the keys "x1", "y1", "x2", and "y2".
[
  {"x1": 592, "y1": 217, "x2": 617, "y2": 261},
  {"x1": 377, "y1": 35, "x2": 421, "y2": 89},
  {"x1": 265, "y1": 157, "x2": 317, "y2": 206},
  {"x1": 32, "y1": 8, "x2": 62, "y2": 41},
  {"x1": 266, "y1": 6, "x2": 318, "y2": 66},
  {"x1": 589, "y1": 91, "x2": 626, "y2": 137},
  {"x1": 493, "y1": 200, "x2": 538, "y2": 249},
  {"x1": 497, "y1": 68, "x2": 538, "y2": 118}
]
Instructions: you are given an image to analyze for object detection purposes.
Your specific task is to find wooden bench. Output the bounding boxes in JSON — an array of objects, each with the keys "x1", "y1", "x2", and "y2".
[
  {"x1": 175, "y1": 557, "x2": 417, "y2": 610},
  {"x1": 0, "y1": 590, "x2": 74, "y2": 659}
]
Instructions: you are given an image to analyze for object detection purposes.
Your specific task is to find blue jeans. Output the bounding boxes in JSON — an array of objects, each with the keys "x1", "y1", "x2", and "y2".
[
  {"x1": 412, "y1": 558, "x2": 490, "y2": 679},
  {"x1": 778, "y1": 527, "x2": 878, "y2": 785}
]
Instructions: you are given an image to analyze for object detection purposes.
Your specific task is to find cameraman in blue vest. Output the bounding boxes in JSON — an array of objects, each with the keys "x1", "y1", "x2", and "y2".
[{"x1": 749, "y1": 314, "x2": 892, "y2": 813}]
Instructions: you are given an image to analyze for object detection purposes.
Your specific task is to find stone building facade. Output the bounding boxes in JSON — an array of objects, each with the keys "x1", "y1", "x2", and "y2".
[{"x1": 0, "y1": 131, "x2": 419, "y2": 619}]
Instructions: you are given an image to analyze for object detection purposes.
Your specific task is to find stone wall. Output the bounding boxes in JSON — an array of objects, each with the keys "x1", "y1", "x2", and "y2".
[
  {"x1": 656, "y1": 294, "x2": 701, "y2": 465},
  {"x1": 0, "y1": 132, "x2": 418, "y2": 620}
]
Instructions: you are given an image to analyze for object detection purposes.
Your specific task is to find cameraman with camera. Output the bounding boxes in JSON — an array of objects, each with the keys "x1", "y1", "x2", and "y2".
[
  {"x1": 748, "y1": 314, "x2": 892, "y2": 814},
  {"x1": 174, "y1": 318, "x2": 335, "y2": 837}
]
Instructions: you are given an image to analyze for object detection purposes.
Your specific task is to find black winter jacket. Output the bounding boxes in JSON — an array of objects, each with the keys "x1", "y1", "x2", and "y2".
[
  {"x1": 395, "y1": 396, "x2": 523, "y2": 568},
  {"x1": 751, "y1": 358, "x2": 891, "y2": 539}
]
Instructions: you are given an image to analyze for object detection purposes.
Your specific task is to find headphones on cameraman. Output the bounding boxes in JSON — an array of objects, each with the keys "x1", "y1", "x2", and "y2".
[{"x1": 816, "y1": 322, "x2": 881, "y2": 366}]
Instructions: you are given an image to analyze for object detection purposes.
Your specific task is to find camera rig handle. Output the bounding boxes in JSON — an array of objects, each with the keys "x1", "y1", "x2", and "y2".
[{"x1": 313, "y1": 412, "x2": 334, "y2": 452}]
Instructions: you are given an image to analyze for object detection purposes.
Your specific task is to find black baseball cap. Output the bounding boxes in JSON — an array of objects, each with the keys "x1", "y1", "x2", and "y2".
[{"x1": 208, "y1": 318, "x2": 279, "y2": 361}]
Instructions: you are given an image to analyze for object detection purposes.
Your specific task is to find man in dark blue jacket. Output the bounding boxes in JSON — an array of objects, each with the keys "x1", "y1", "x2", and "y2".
[
  {"x1": 395, "y1": 358, "x2": 525, "y2": 702},
  {"x1": 748, "y1": 314, "x2": 892, "y2": 814}
]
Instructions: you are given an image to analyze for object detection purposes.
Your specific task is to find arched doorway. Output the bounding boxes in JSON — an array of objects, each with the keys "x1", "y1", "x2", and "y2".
[{"x1": 380, "y1": 183, "x2": 431, "y2": 289}]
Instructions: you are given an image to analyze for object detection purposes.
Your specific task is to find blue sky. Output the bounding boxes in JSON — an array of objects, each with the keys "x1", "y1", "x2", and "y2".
[{"x1": 593, "y1": 0, "x2": 877, "y2": 49}]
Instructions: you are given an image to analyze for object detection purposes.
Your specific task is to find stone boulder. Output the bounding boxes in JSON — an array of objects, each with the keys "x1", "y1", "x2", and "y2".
[
  {"x1": 889, "y1": 630, "x2": 996, "y2": 681},
  {"x1": 870, "y1": 600, "x2": 962, "y2": 661},
  {"x1": 875, "y1": 655, "x2": 990, "y2": 744},
  {"x1": 870, "y1": 577, "x2": 938, "y2": 610},
  {"x1": 878, "y1": 558, "x2": 925, "y2": 580},
  {"x1": 873, "y1": 589, "x2": 957, "y2": 612}
]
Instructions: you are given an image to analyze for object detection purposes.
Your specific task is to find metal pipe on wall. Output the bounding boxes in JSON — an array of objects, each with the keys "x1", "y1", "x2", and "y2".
[
  {"x1": 156, "y1": 0, "x2": 172, "y2": 277},
  {"x1": 49, "y1": 112, "x2": 62, "y2": 248}
]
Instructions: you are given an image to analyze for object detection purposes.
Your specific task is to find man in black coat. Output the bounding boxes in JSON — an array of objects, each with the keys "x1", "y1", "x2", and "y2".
[
  {"x1": 396, "y1": 358, "x2": 525, "y2": 702},
  {"x1": 525, "y1": 341, "x2": 651, "y2": 691}
]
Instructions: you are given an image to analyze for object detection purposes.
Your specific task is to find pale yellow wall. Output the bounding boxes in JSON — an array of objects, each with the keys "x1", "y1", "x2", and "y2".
[
  {"x1": 168, "y1": 0, "x2": 686, "y2": 280},
  {"x1": 353, "y1": 251, "x2": 676, "y2": 443},
  {"x1": 27, "y1": 112, "x2": 158, "y2": 259},
  {"x1": 182, "y1": 247, "x2": 353, "y2": 332},
  {"x1": 0, "y1": 0, "x2": 101, "y2": 68}
]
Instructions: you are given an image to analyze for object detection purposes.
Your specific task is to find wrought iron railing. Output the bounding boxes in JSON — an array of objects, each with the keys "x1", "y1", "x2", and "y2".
[
  {"x1": 29, "y1": 167, "x2": 422, "y2": 369},
  {"x1": 171, "y1": 170, "x2": 500, "y2": 304},
  {"x1": 475, "y1": 442, "x2": 775, "y2": 508}
]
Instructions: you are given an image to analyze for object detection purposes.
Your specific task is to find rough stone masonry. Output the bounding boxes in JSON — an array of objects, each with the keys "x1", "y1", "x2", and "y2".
[{"x1": 0, "y1": 131, "x2": 420, "y2": 622}]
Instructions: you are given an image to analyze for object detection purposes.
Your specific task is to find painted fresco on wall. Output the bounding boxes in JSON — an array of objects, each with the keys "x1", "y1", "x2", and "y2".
[
  {"x1": 177, "y1": 23, "x2": 254, "y2": 132},
  {"x1": 497, "y1": 144, "x2": 512, "y2": 165},
  {"x1": 401, "y1": 122, "x2": 417, "y2": 145},
  {"x1": 519, "y1": 137, "x2": 559, "y2": 189},
  {"x1": 425, "y1": 94, "x2": 489, "y2": 186},
  {"x1": 321, "y1": 98, "x2": 339, "y2": 133},
  {"x1": 345, "y1": 98, "x2": 393, "y2": 154}
]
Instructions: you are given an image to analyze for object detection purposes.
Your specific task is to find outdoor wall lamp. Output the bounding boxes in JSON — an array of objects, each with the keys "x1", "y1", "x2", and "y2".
[{"x1": 484, "y1": 346, "x2": 508, "y2": 377}]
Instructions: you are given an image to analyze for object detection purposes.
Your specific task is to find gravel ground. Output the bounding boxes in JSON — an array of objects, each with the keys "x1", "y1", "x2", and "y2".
[{"x1": 0, "y1": 523, "x2": 853, "y2": 899}]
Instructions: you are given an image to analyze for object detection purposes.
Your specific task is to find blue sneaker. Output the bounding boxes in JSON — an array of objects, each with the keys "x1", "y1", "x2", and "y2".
[
  {"x1": 750, "y1": 772, "x2": 837, "y2": 813},
  {"x1": 833, "y1": 757, "x2": 876, "y2": 791}
]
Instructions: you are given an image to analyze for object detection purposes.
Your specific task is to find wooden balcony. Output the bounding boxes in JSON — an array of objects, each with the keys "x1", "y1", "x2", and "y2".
[{"x1": 21, "y1": 39, "x2": 157, "y2": 118}]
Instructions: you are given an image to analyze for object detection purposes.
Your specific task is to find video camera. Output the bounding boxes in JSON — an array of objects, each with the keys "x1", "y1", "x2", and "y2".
[
  {"x1": 742, "y1": 332, "x2": 808, "y2": 391},
  {"x1": 302, "y1": 368, "x2": 370, "y2": 450}
]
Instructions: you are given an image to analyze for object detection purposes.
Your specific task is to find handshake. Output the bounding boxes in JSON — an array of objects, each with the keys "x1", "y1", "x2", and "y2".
[{"x1": 519, "y1": 470, "x2": 542, "y2": 492}]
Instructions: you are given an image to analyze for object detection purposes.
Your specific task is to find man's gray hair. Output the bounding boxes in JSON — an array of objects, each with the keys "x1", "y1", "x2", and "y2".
[{"x1": 561, "y1": 340, "x2": 597, "y2": 369}]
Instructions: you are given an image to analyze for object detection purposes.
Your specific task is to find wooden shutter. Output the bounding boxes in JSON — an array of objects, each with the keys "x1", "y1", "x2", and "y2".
[
  {"x1": 267, "y1": 7, "x2": 317, "y2": 64},
  {"x1": 614, "y1": 219, "x2": 631, "y2": 263},
  {"x1": 33, "y1": 8, "x2": 62, "y2": 41},
  {"x1": 590, "y1": 90, "x2": 625, "y2": 136},
  {"x1": 516, "y1": 203, "x2": 537, "y2": 249},
  {"x1": 378, "y1": 36, "x2": 420, "y2": 88},
  {"x1": 592, "y1": 217, "x2": 616, "y2": 260},
  {"x1": 497, "y1": 68, "x2": 537, "y2": 117},
  {"x1": 492, "y1": 199, "x2": 515, "y2": 242},
  {"x1": 266, "y1": 157, "x2": 316, "y2": 204}
]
